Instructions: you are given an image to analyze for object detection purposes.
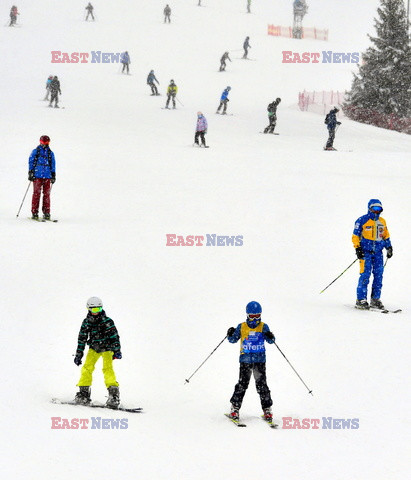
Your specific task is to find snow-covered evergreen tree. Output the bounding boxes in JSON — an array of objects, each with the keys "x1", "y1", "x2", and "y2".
[{"x1": 344, "y1": 0, "x2": 411, "y2": 131}]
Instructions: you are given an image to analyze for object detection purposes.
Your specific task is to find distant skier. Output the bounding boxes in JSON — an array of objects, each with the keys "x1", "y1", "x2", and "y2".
[
  {"x1": 48, "y1": 76, "x2": 61, "y2": 108},
  {"x1": 194, "y1": 112, "x2": 208, "y2": 147},
  {"x1": 242, "y1": 37, "x2": 251, "y2": 59},
  {"x1": 219, "y1": 51, "x2": 232, "y2": 72},
  {"x1": 28, "y1": 135, "x2": 56, "y2": 220},
  {"x1": 198, "y1": 0, "x2": 202, "y2": 5},
  {"x1": 73, "y1": 297, "x2": 122, "y2": 409},
  {"x1": 147, "y1": 70, "x2": 160, "y2": 95},
  {"x1": 247, "y1": 0, "x2": 251, "y2": 13},
  {"x1": 263, "y1": 98, "x2": 281, "y2": 134},
  {"x1": 293, "y1": 0, "x2": 308, "y2": 18},
  {"x1": 164, "y1": 4, "x2": 171, "y2": 23},
  {"x1": 227, "y1": 301, "x2": 275, "y2": 422},
  {"x1": 43, "y1": 75, "x2": 53, "y2": 101},
  {"x1": 9, "y1": 5, "x2": 19, "y2": 26},
  {"x1": 165, "y1": 79, "x2": 178, "y2": 109},
  {"x1": 324, "y1": 107, "x2": 341, "y2": 150},
  {"x1": 216, "y1": 86, "x2": 231, "y2": 114},
  {"x1": 352, "y1": 199, "x2": 393, "y2": 310},
  {"x1": 85, "y1": 3, "x2": 95, "y2": 21},
  {"x1": 120, "y1": 51, "x2": 130, "y2": 74}
]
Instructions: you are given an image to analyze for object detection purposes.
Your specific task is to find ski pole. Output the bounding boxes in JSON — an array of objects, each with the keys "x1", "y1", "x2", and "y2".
[
  {"x1": 184, "y1": 335, "x2": 227, "y2": 384},
  {"x1": 384, "y1": 257, "x2": 389, "y2": 267},
  {"x1": 176, "y1": 96, "x2": 184, "y2": 107},
  {"x1": 274, "y1": 343, "x2": 313, "y2": 395},
  {"x1": 16, "y1": 182, "x2": 31, "y2": 218},
  {"x1": 319, "y1": 258, "x2": 358, "y2": 294}
]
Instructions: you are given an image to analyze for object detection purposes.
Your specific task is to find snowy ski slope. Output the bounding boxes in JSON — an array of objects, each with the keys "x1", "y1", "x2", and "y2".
[{"x1": 0, "y1": 1, "x2": 410, "y2": 479}]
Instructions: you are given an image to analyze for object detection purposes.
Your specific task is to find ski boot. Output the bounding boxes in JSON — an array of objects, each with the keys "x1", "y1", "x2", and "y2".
[
  {"x1": 74, "y1": 386, "x2": 91, "y2": 405},
  {"x1": 43, "y1": 213, "x2": 50, "y2": 220},
  {"x1": 263, "y1": 407, "x2": 273, "y2": 421},
  {"x1": 32, "y1": 212, "x2": 39, "y2": 220},
  {"x1": 228, "y1": 404, "x2": 239, "y2": 421},
  {"x1": 106, "y1": 386, "x2": 120, "y2": 409},
  {"x1": 355, "y1": 299, "x2": 370, "y2": 310},
  {"x1": 370, "y1": 298, "x2": 385, "y2": 310}
]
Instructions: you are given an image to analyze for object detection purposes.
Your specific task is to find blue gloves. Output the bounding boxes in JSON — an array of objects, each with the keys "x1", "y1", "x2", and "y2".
[{"x1": 113, "y1": 351, "x2": 122, "y2": 360}]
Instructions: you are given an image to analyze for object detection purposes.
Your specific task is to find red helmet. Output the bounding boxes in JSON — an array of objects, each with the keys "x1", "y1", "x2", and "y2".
[{"x1": 39, "y1": 135, "x2": 50, "y2": 144}]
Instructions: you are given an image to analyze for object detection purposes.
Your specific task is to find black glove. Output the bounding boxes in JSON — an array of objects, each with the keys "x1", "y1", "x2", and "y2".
[
  {"x1": 337, "y1": 122, "x2": 342, "y2": 125},
  {"x1": 265, "y1": 331, "x2": 275, "y2": 341},
  {"x1": 51, "y1": 172, "x2": 56, "y2": 184},
  {"x1": 28, "y1": 170, "x2": 35, "y2": 181},
  {"x1": 74, "y1": 354, "x2": 83, "y2": 366},
  {"x1": 386, "y1": 246, "x2": 393, "y2": 258},
  {"x1": 113, "y1": 351, "x2": 122, "y2": 360},
  {"x1": 227, "y1": 327, "x2": 235, "y2": 337},
  {"x1": 355, "y1": 247, "x2": 364, "y2": 260}
]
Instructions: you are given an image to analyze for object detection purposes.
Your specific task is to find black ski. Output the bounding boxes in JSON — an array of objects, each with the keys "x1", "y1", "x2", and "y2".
[
  {"x1": 44, "y1": 218, "x2": 58, "y2": 223},
  {"x1": 51, "y1": 398, "x2": 142, "y2": 413},
  {"x1": 192, "y1": 144, "x2": 209, "y2": 148},
  {"x1": 370, "y1": 307, "x2": 402, "y2": 314},
  {"x1": 259, "y1": 132, "x2": 280, "y2": 135},
  {"x1": 224, "y1": 413, "x2": 246, "y2": 427}
]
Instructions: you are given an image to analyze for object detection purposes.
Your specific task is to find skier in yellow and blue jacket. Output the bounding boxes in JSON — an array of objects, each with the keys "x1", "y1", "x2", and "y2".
[
  {"x1": 352, "y1": 199, "x2": 393, "y2": 310},
  {"x1": 227, "y1": 301, "x2": 275, "y2": 422}
]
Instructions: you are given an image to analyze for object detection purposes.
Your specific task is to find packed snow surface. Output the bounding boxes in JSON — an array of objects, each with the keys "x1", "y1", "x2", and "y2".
[{"x1": 0, "y1": 1, "x2": 410, "y2": 479}]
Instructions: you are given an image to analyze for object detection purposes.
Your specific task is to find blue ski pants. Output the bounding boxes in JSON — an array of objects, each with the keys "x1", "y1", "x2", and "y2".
[{"x1": 356, "y1": 251, "x2": 384, "y2": 300}]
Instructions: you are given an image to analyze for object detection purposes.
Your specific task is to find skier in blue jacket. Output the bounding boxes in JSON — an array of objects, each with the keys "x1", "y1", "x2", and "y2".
[
  {"x1": 147, "y1": 70, "x2": 160, "y2": 95},
  {"x1": 216, "y1": 86, "x2": 231, "y2": 114},
  {"x1": 352, "y1": 199, "x2": 392, "y2": 310},
  {"x1": 121, "y1": 51, "x2": 130, "y2": 74},
  {"x1": 28, "y1": 135, "x2": 56, "y2": 220},
  {"x1": 227, "y1": 301, "x2": 275, "y2": 422}
]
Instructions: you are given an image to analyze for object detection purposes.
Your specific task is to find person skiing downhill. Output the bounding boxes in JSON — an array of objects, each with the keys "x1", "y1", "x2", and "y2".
[
  {"x1": 9, "y1": 5, "x2": 19, "y2": 26},
  {"x1": 247, "y1": 0, "x2": 251, "y2": 13},
  {"x1": 43, "y1": 75, "x2": 53, "y2": 101},
  {"x1": 165, "y1": 79, "x2": 178, "y2": 109},
  {"x1": 194, "y1": 111, "x2": 208, "y2": 147},
  {"x1": 352, "y1": 199, "x2": 393, "y2": 310},
  {"x1": 85, "y1": 3, "x2": 95, "y2": 21},
  {"x1": 219, "y1": 51, "x2": 232, "y2": 72},
  {"x1": 242, "y1": 36, "x2": 251, "y2": 59},
  {"x1": 73, "y1": 297, "x2": 122, "y2": 409},
  {"x1": 216, "y1": 86, "x2": 231, "y2": 114},
  {"x1": 164, "y1": 4, "x2": 171, "y2": 23},
  {"x1": 49, "y1": 76, "x2": 61, "y2": 108},
  {"x1": 263, "y1": 98, "x2": 281, "y2": 133},
  {"x1": 28, "y1": 135, "x2": 56, "y2": 220},
  {"x1": 147, "y1": 70, "x2": 160, "y2": 95},
  {"x1": 324, "y1": 107, "x2": 341, "y2": 150},
  {"x1": 227, "y1": 301, "x2": 275, "y2": 422},
  {"x1": 120, "y1": 51, "x2": 131, "y2": 74}
]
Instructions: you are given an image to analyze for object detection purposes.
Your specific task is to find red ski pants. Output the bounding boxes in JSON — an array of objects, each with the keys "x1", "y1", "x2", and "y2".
[{"x1": 31, "y1": 179, "x2": 51, "y2": 214}]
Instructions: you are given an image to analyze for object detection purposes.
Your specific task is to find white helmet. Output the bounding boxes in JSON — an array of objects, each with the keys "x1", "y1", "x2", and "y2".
[{"x1": 87, "y1": 297, "x2": 103, "y2": 309}]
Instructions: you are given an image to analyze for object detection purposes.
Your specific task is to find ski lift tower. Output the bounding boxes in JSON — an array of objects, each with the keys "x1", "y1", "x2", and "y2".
[{"x1": 293, "y1": 0, "x2": 308, "y2": 39}]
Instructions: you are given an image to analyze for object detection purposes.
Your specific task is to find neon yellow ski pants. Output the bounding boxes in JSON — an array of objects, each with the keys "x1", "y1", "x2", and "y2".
[{"x1": 77, "y1": 348, "x2": 119, "y2": 388}]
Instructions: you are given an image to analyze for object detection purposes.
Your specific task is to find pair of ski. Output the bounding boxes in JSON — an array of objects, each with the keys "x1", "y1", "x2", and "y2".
[
  {"x1": 363, "y1": 306, "x2": 401, "y2": 314},
  {"x1": 193, "y1": 143, "x2": 209, "y2": 148},
  {"x1": 51, "y1": 398, "x2": 142, "y2": 414},
  {"x1": 224, "y1": 413, "x2": 278, "y2": 429},
  {"x1": 29, "y1": 217, "x2": 58, "y2": 223}
]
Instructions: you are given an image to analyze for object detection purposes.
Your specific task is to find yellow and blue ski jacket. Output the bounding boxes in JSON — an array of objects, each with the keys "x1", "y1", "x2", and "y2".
[
  {"x1": 228, "y1": 321, "x2": 275, "y2": 363},
  {"x1": 352, "y1": 199, "x2": 391, "y2": 254}
]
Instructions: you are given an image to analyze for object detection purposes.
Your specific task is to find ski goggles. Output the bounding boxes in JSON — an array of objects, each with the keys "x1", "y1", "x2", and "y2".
[
  {"x1": 370, "y1": 206, "x2": 383, "y2": 213},
  {"x1": 248, "y1": 314, "x2": 261, "y2": 319},
  {"x1": 88, "y1": 307, "x2": 102, "y2": 313}
]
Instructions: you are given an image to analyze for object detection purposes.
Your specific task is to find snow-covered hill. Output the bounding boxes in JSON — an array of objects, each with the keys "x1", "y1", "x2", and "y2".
[{"x1": 1, "y1": 1, "x2": 410, "y2": 479}]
